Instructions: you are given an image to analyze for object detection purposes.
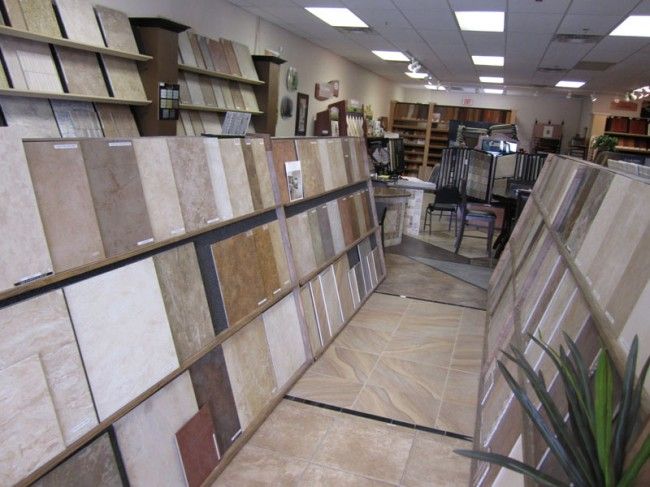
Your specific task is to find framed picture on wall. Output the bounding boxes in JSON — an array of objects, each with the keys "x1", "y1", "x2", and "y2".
[{"x1": 295, "y1": 92, "x2": 309, "y2": 136}]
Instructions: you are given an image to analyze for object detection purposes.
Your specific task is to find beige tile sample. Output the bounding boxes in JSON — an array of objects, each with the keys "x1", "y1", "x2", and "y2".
[
  {"x1": 167, "y1": 136, "x2": 220, "y2": 231},
  {"x1": 0, "y1": 96, "x2": 60, "y2": 137},
  {"x1": 301, "y1": 285, "x2": 323, "y2": 355},
  {"x1": 0, "y1": 127, "x2": 52, "y2": 291},
  {"x1": 263, "y1": 294, "x2": 308, "y2": 388},
  {"x1": 200, "y1": 111, "x2": 222, "y2": 134},
  {"x1": 101, "y1": 56, "x2": 147, "y2": 100},
  {"x1": 24, "y1": 140, "x2": 104, "y2": 272},
  {"x1": 249, "y1": 137, "x2": 276, "y2": 208},
  {"x1": 223, "y1": 317, "x2": 277, "y2": 430},
  {"x1": 0, "y1": 290, "x2": 98, "y2": 444},
  {"x1": 219, "y1": 138, "x2": 255, "y2": 217},
  {"x1": 64, "y1": 258, "x2": 180, "y2": 420},
  {"x1": 287, "y1": 212, "x2": 317, "y2": 279},
  {"x1": 311, "y1": 277, "x2": 332, "y2": 344},
  {"x1": 95, "y1": 6, "x2": 139, "y2": 53},
  {"x1": 114, "y1": 372, "x2": 198, "y2": 487},
  {"x1": 177, "y1": 31, "x2": 197, "y2": 66},
  {"x1": 54, "y1": 46, "x2": 108, "y2": 96},
  {"x1": 95, "y1": 103, "x2": 140, "y2": 137},
  {"x1": 269, "y1": 220, "x2": 291, "y2": 288},
  {"x1": 0, "y1": 36, "x2": 63, "y2": 92},
  {"x1": 0, "y1": 355, "x2": 65, "y2": 486},
  {"x1": 240, "y1": 84, "x2": 259, "y2": 111},
  {"x1": 317, "y1": 139, "x2": 336, "y2": 191},
  {"x1": 132, "y1": 137, "x2": 186, "y2": 241},
  {"x1": 327, "y1": 199, "x2": 346, "y2": 254},
  {"x1": 17, "y1": 0, "x2": 60, "y2": 36},
  {"x1": 203, "y1": 137, "x2": 234, "y2": 221},
  {"x1": 51, "y1": 100, "x2": 103, "y2": 137},
  {"x1": 54, "y1": 0, "x2": 104, "y2": 45},
  {"x1": 153, "y1": 244, "x2": 215, "y2": 364},
  {"x1": 231, "y1": 41, "x2": 259, "y2": 80},
  {"x1": 4, "y1": 0, "x2": 28, "y2": 29},
  {"x1": 334, "y1": 257, "x2": 355, "y2": 321},
  {"x1": 182, "y1": 71, "x2": 204, "y2": 105},
  {"x1": 328, "y1": 138, "x2": 349, "y2": 187},
  {"x1": 296, "y1": 138, "x2": 324, "y2": 197},
  {"x1": 320, "y1": 266, "x2": 344, "y2": 333},
  {"x1": 199, "y1": 75, "x2": 217, "y2": 106}
]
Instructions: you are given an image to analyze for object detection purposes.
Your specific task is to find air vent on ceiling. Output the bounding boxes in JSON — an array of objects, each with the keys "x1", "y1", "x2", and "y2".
[
  {"x1": 574, "y1": 61, "x2": 614, "y2": 71},
  {"x1": 553, "y1": 33, "x2": 603, "y2": 44},
  {"x1": 448, "y1": 86, "x2": 464, "y2": 91},
  {"x1": 336, "y1": 26, "x2": 375, "y2": 33},
  {"x1": 538, "y1": 67, "x2": 566, "y2": 73}
]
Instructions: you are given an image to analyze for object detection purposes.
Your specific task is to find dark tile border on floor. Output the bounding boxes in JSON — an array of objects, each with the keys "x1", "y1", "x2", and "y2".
[
  {"x1": 373, "y1": 290, "x2": 486, "y2": 312},
  {"x1": 284, "y1": 395, "x2": 473, "y2": 443},
  {"x1": 407, "y1": 255, "x2": 490, "y2": 291},
  {"x1": 385, "y1": 235, "x2": 470, "y2": 265}
]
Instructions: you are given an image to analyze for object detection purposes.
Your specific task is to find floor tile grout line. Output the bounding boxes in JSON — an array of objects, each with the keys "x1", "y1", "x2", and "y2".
[{"x1": 373, "y1": 290, "x2": 487, "y2": 311}]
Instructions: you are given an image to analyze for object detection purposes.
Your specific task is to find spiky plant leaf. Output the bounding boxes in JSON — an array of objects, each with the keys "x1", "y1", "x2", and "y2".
[{"x1": 594, "y1": 351, "x2": 614, "y2": 486}]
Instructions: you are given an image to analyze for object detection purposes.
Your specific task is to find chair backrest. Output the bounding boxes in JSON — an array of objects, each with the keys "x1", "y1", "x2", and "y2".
[
  {"x1": 514, "y1": 153, "x2": 547, "y2": 182},
  {"x1": 439, "y1": 148, "x2": 495, "y2": 203},
  {"x1": 438, "y1": 148, "x2": 471, "y2": 189}
]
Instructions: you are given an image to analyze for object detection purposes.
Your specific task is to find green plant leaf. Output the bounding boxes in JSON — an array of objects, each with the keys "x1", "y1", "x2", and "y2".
[
  {"x1": 595, "y1": 351, "x2": 614, "y2": 487},
  {"x1": 613, "y1": 336, "x2": 638, "y2": 479},
  {"x1": 563, "y1": 332, "x2": 594, "y2": 418},
  {"x1": 454, "y1": 449, "x2": 570, "y2": 487},
  {"x1": 617, "y1": 433, "x2": 650, "y2": 487}
]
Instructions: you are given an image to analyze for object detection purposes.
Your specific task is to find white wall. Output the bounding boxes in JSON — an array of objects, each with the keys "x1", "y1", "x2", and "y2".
[
  {"x1": 100, "y1": 0, "x2": 401, "y2": 136},
  {"x1": 402, "y1": 88, "x2": 586, "y2": 153}
]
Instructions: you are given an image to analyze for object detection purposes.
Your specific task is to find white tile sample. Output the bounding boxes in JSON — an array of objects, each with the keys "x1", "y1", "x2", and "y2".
[
  {"x1": 204, "y1": 137, "x2": 234, "y2": 221},
  {"x1": 0, "y1": 35, "x2": 63, "y2": 92},
  {"x1": 54, "y1": 0, "x2": 105, "y2": 45},
  {"x1": 0, "y1": 96, "x2": 60, "y2": 137}
]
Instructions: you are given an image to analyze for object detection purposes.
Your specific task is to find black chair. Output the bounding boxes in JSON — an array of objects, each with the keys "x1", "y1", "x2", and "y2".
[
  {"x1": 423, "y1": 186, "x2": 460, "y2": 234},
  {"x1": 514, "y1": 153, "x2": 547, "y2": 182},
  {"x1": 454, "y1": 179, "x2": 496, "y2": 263},
  {"x1": 375, "y1": 203, "x2": 389, "y2": 249}
]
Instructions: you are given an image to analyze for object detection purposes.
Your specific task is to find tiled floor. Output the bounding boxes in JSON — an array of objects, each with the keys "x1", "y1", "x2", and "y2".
[{"x1": 415, "y1": 216, "x2": 493, "y2": 261}]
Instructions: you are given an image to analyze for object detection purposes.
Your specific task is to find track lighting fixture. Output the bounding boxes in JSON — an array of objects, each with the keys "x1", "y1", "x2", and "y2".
[{"x1": 590, "y1": 93, "x2": 598, "y2": 102}]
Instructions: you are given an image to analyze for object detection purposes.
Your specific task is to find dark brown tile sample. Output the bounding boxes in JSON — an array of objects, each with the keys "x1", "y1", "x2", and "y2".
[
  {"x1": 361, "y1": 191, "x2": 374, "y2": 230},
  {"x1": 352, "y1": 192, "x2": 368, "y2": 234},
  {"x1": 229, "y1": 81, "x2": 246, "y2": 110},
  {"x1": 309, "y1": 208, "x2": 326, "y2": 266},
  {"x1": 318, "y1": 204, "x2": 335, "y2": 260},
  {"x1": 94, "y1": 103, "x2": 140, "y2": 137},
  {"x1": 80, "y1": 139, "x2": 153, "y2": 257},
  {"x1": 241, "y1": 138, "x2": 263, "y2": 210},
  {"x1": 221, "y1": 39, "x2": 241, "y2": 76},
  {"x1": 54, "y1": 46, "x2": 108, "y2": 96},
  {"x1": 208, "y1": 38, "x2": 230, "y2": 73},
  {"x1": 296, "y1": 139, "x2": 324, "y2": 197},
  {"x1": 270, "y1": 138, "x2": 297, "y2": 204},
  {"x1": 338, "y1": 196, "x2": 355, "y2": 245},
  {"x1": 188, "y1": 346, "x2": 242, "y2": 454},
  {"x1": 253, "y1": 224, "x2": 282, "y2": 299},
  {"x1": 24, "y1": 140, "x2": 104, "y2": 272},
  {"x1": 95, "y1": 6, "x2": 139, "y2": 53},
  {"x1": 211, "y1": 231, "x2": 266, "y2": 326},
  {"x1": 176, "y1": 405, "x2": 221, "y2": 487},
  {"x1": 166, "y1": 137, "x2": 219, "y2": 232}
]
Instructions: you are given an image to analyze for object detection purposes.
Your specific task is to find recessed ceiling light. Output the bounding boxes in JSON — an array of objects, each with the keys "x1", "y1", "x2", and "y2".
[
  {"x1": 484, "y1": 88, "x2": 504, "y2": 94},
  {"x1": 556, "y1": 80, "x2": 585, "y2": 88},
  {"x1": 405, "y1": 72, "x2": 428, "y2": 79},
  {"x1": 305, "y1": 7, "x2": 368, "y2": 28},
  {"x1": 472, "y1": 56, "x2": 504, "y2": 66},
  {"x1": 610, "y1": 16, "x2": 650, "y2": 37},
  {"x1": 479, "y1": 76, "x2": 504, "y2": 83},
  {"x1": 455, "y1": 11, "x2": 504, "y2": 32},
  {"x1": 372, "y1": 50, "x2": 409, "y2": 61}
]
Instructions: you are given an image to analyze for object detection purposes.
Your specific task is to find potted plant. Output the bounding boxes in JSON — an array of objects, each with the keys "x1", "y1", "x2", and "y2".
[
  {"x1": 593, "y1": 134, "x2": 619, "y2": 152},
  {"x1": 456, "y1": 334, "x2": 650, "y2": 487}
]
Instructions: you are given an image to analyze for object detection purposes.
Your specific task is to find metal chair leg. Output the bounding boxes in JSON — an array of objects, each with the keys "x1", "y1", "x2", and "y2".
[{"x1": 455, "y1": 216, "x2": 466, "y2": 254}]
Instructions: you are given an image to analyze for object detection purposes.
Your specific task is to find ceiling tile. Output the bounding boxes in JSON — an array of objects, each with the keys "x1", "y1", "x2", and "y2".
[
  {"x1": 449, "y1": 0, "x2": 507, "y2": 12},
  {"x1": 463, "y1": 32, "x2": 506, "y2": 56},
  {"x1": 558, "y1": 14, "x2": 626, "y2": 35},
  {"x1": 540, "y1": 42, "x2": 592, "y2": 69},
  {"x1": 419, "y1": 28, "x2": 465, "y2": 46},
  {"x1": 400, "y1": 8, "x2": 456, "y2": 30},
  {"x1": 583, "y1": 37, "x2": 650, "y2": 63},
  {"x1": 507, "y1": 0, "x2": 570, "y2": 14},
  {"x1": 567, "y1": 0, "x2": 640, "y2": 16},
  {"x1": 392, "y1": 0, "x2": 449, "y2": 10},
  {"x1": 507, "y1": 13, "x2": 563, "y2": 34}
]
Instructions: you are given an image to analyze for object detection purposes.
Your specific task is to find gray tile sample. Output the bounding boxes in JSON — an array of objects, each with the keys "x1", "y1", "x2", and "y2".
[
  {"x1": 0, "y1": 35, "x2": 63, "y2": 92},
  {"x1": 51, "y1": 100, "x2": 104, "y2": 137},
  {"x1": 0, "y1": 96, "x2": 60, "y2": 137},
  {"x1": 54, "y1": 0, "x2": 105, "y2": 45},
  {"x1": 95, "y1": 5, "x2": 139, "y2": 53}
]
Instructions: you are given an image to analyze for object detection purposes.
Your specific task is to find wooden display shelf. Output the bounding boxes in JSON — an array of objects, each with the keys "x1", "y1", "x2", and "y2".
[
  {"x1": 392, "y1": 124, "x2": 427, "y2": 130},
  {"x1": 178, "y1": 63, "x2": 265, "y2": 85},
  {"x1": 614, "y1": 146, "x2": 650, "y2": 154},
  {"x1": 605, "y1": 131, "x2": 650, "y2": 139},
  {"x1": 0, "y1": 25, "x2": 152, "y2": 61},
  {"x1": 179, "y1": 103, "x2": 263, "y2": 115},
  {"x1": 0, "y1": 88, "x2": 151, "y2": 105},
  {"x1": 394, "y1": 117, "x2": 427, "y2": 122}
]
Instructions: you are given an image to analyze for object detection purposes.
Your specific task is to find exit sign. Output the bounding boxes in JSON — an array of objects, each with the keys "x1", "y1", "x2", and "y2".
[{"x1": 462, "y1": 97, "x2": 474, "y2": 106}]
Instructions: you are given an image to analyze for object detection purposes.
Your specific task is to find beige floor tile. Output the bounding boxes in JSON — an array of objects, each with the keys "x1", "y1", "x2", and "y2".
[
  {"x1": 401, "y1": 431, "x2": 472, "y2": 487},
  {"x1": 353, "y1": 383, "x2": 439, "y2": 426},
  {"x1": 349, "y1": 307, "x2": 404, "y2": 334},
  {"x1": 309, "y1": 346, "x2": 379, "y2": 383},
  {"x1": 395, "y1": 314, "x2": 459, "y2": 339},
  {"x1": 248, "y1": 401, "x2": 334, "y2": 459},
  {"x1": 405, "y1": 299, "x2": 465, "y2": 320},
  {"x1": 298, "y1": 464, "x2": 395, "y2": 486},
  {"x1": 333, "y1": 325, "x2": 392, "y2": 355},
  {"x1": 290, "y1": 371, "x2": 363, "y2": 409},
  {"x1": 442, "y1": 369, "x2": 479, "y2": 405},
  {"x1": 451, "y1": 334, "x2": 484, "y2": 374},
  {"x1": 367, "y1": 357, "x2": 448, "y2": 402},
  {"x1": 436, "y1": 369, "x2": 479, "y2": 436},
  {"x1": 459, "y1": 308, "x2": 487, "y2": 336},
  {"x1": 213, "y1": 445, "x2": 308, "y2": 486},
  {"x1": 312, "y1": 415, "x2": 414, "y2": 484},
  {"x1": 364, "y1": 293, "x2": 411, "y2": 313},
  {"x1": 383, "y1": 333, "x2": 454, "y2": 368}
]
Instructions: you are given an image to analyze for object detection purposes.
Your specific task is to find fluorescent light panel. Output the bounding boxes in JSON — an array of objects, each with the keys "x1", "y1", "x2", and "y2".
[
  {"x1": 305, "y1": 7, "x2": 368, "y2": 28},
  {"x1": 455, "y1": 11, "x2": 504, "y2": 32},
  {"x1": 405, "y1": 72, "x2": 428, "y2": 79},
  {"x1": 372, "y1": 50, "x2": 409, "y2": 61},
  {"x1": 556, "y1": 80, "x2": 585, "y2": 88},
  {"x1": 480, "y1": 76, "x2": 504, "y2": 83},
  {"x1": 472, "y1": 56, "x2": 504, "y2": 66},
  {"x1": 484, "y1": 88, "x2": 503, "y2": 94},
  {"x1": 610, "y1": 16, "x2": 650, "y2": 37},
  {"x1": 425, "y1": 85, "x2": 446, "y2": 90}
]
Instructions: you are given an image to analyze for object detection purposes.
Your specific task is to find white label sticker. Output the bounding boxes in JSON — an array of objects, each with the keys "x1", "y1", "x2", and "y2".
[
  {"x1": 207, "y1": 218, "x2": 220, "y2": 224},
  {"x1": 230, "y1": 429, "x2": 243, "y2": 442},
  {"x1": 54, "y1": 143, "x2": 78, "y2": 150},
  {"x1": 137, "y1": 238, "x2": 154, "y2": 246},
  {"x1": 273, "y1": 288, "x2": 282, "y2": 295},
  {"x1": 108, "y1": 141, "x2": 132, "y2": 147},
  {"x1": 257, "y1": 298, "x2": 268, "y2": 306},
  {"x1": 171, "y1": 227, "x2": 185, "y2": 235}
]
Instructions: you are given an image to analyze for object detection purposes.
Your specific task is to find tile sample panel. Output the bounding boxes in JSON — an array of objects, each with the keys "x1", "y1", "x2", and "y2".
[
  {"x1": 0, "y1": 96, "x2": 60, "y2": 137},
  {"x1": 295, "y1": 138, "x2": 324, "y2": 197},
  {"x1": 229, "y1": 81, "x2": 245, "y2": 110},
  {"x1": 320, "y1": 266, "x2": 344, "y2": 333},
  {"x1": 317, "y1": 204, "x2": 335, "y2": 260},
  {"x1": 270, "y1": 138, "x2": 296, "y2": 204},
  {"x1": 220, "y1": 39, "x2": 241, "y2": 75},
  {"x1": 54, "y1": 0, "x2": 105, "y2": 45},
  {"x1": 241, "y1": 84, "x2": 259, "y2": 111},
  {"x1": 177, "y1": 31, "x2": 196, "y2": 66},
  {"x1": 203, "y1": 137, "x2": 234, "y2": 221},
  {"x1": 269, "y1": 220, "x2": 291, "y2": 288},
  {"x1": 24, "y1": 140, "x2": 104, "y2": 271},
  {"x1": 65, "y1": 258, "x2": 179, "y2": 419},
  {"x1": 308, "y1": 208, "x2": 325, "y2": 266},
  {"x1": 301, "y1": 285, "x2": 323, "y2": 355},
  {"x1": 287, "y1": 212, "x2": 317, "y2": 279},
  {"x1": 249, "y1": 137, "x2": 275, "y2": 208},
  {"x1": 101, "y1": 56, "x2": 147, "y2": 100},
  {"x1": 231, "y1": 41, "x2": 258, "y2": 80},
  {"x1": 254, "y1": 224, "x2": 282, "y2": 298},
  {"x1": 219, "y1": 138, "x2": 254, "y2": 217},
  {"x1": 95, "y1": 6, "x2": 139, "y2": 53},
  {"x1": 153, "y1": 244, "x2": 214, "y2": 363},
  {"x1": 241, "y1": 138, "x2": 263, "y2": 209},
  {"x1": 263, "y1": 294, "x2": 308, "y2": 387},
  {"x1": 176, "y1": 405, "x2": 221, "y2": 487},
  {"x1": 54, "y1": 47, "x2": 108, "y2": 96},
  {"x1": 310, "y1": 277, "x2": 332, "y2": 344},
  {"x1": 81, "y1": 139, "x2": 153, "y2": 256},
  {"x1": 316, "y1": 139, "x2": 335, "y2": 190},
  {"x1": 95, "y1": 103, "x2": 140, "y2": 137},
  {"x1": 0, "y1": 36, "x2": 63, "y2": 92},
  {"x1": 334, "y1": 257, "x2": 355, "y2": 321},
  {"x1": 0, "y1": 127, "x2": 52, "y2": 291},
  {"x1": 132, "y1": 137, "x2": 185, "y2": 241},
  {"x1": 327, "y1": 199, "x2": 346, "y2": 254},
  {"x1": 0, "y1": 355, "x2": 65, "y2": 486},
  {"x1": 208, "y1": 38, "x2": 229, "y2": 73},
  {"x1": 114, "y1": 372, "x2": 198, "y2": 487},
  {"x1": 51, "y1": 100, "x2": 103, "y2": 137},
  {"x1": 223, "y1": 317, "x2": 277, "y2": 429},
  {"x1": 4, "y1": 0, "x2": 27, "y2": 29},
  {"x1": 17, "y1": 0, "x2": 60, "y2": 36}
]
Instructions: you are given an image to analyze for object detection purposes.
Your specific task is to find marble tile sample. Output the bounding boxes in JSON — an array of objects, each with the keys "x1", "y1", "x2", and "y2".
[
  {"x1": 211, "y1": 231, "x2": 267, "y2": 326},
  {"x1": 269, "y1": 221, "x2": 291, "y2": 288},
  {"x1": 24, "y1": 140, "x2": 104, "y2": 272},
  {"x1": 250, "y1": 137, "x2": 275, "y2": 208},
  {"x1": 176, "y1": 405, "x2": 220, "y2": 487},
  {"x1": 153, "y1": 244, "x2": 214, "y2": 363},
  {"x1": 327, "y1": 199, "x2": 346, "y2": 254},
  {"x1": 221, "y1": 39, "x2": 242, "y2": 76},
  {"x1": 263, "y1": 294, "x2": 308, "y2": 387},
  {"x1": 317, "y1": 139, "x2": 336, "y2": 191},
  {"x1": 223, "y1": 316, "x2": 277, "y2": 429},
  {"x1": 229, "y1": 81, "x2": 246, "y2": 110},
  {"x1": 321, "y1": 266, "x2": 344, "y2": 333},
  {"x1": 0, "y1": 355, "x2": 65, "y2": 486},
  {"x1": 101, "y1": 56, "x2": 147, "y2": 100},
  {"x1": 188, "y1": 32, "x2": 206, "y2": 69},
  {"x1": 132, "y1": 137, "x2": 185, "y2": 241},
  {"x1": 231, "y1": 41, "x2": 258, "y2": 80},
  {"x1": 241, "y1": 84, "x2": 259, "y2": 111},
  {"x1": 81, "y1": 139, "x2": 153, "y2": 256},
  {"x1": 95, "y1": 6, "x2": 139, "y2": 53},
  {"x1": 32, "y1": 433, "x2": 122, "y2": 487},
  {"x1": 189, "y1": 346, "x2": 241, "y2": 454},
  {"x1": 54, "y1": 46, "x2": 108, "y2": 96},
  {"x1": 334, "y1": 257, "x2": 355, "y2": 320},
  {"x1": 176, "y1": 117, "x2": 187, "y2": 135},
  {"x1": 296, "y1": 138, "x2": 324, "y2": 197},
  {"x1": 254, "y1": 224, "x2": 282, "y2": 298},
  {"x1": 166, "y1": 136, "x2": 220, "y2": 231},
  {"x1": 0, "y1": 96, "x2": 60, "y2": 137},
  {"x1": 64, "y1": 258, "x2": 179, "y2": 419},
  {"x1": 200, "y1": 111, "x2": 222, "y2": 134},
  {"x1": 241, "y1": 138, "x2": 263, "y2": 209},
  {"x1": 219, "y1": 138, "x2": 255, "y2": 217},
  {"x1": 17, "y1": 0, "x2": 60, "y2": 36},
  {"x1": 309, "y1": 208, "x2": 326, "y2": 265},
  {"x1": 0, "y1": 127, "x2": 52, "y2": 291},
  {"x1": 51, "y1": 100, "x2": 103, "y2": 137},
  {"x1": 95, "y1": 103, "x2": 140, "y2": 137},
  {"x1": 199, "y1": 75, "x2": 217, "y2": 106},
  {"x1": 288, "y1": 212, "x2": 317, "y2": 278},
  {"x1": 0, "y1": 35, "x2": 63, "y2": 91},
  {"x1": 327, "y1": 138, "x2": 349, "y2": 187},
  {"x1": 203, "y1": 137, "x2": 234, "y2": 220},
  {"x1": 114, "y1": 372, "x2": 198, "y2": 487},
  {"x1": 4, "y1": 0, "x2": 27, "y2": 29},
  {"x1": 0, "y1": 291, "x2": 97, "y2": 444},
  {"x1": 301, "y1": 285, "x2": 323, "y2": 355},
  {"x1": 197, "y1": 35, "x2": 215, "y2": 71},
  {"x1": 54, "y1": 0, "x2": 104, "y2": 45},
  {"x1": 318, "y1": 204, "x2": 335, "y2": 260},
  {"x1": 177, "y1": 31, "x2": 197, "y2": 66},
  {"x1": 208, "y1": 38, "x2": 230, "y2": 73},
  {"x1": 310, "y1": 277, "x2": 332, "y2": 343},
  {"x1": 271, "y1": 138, "x2": 297, "y2": 204}
]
